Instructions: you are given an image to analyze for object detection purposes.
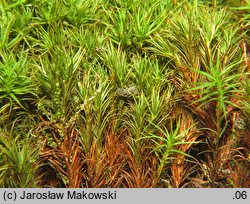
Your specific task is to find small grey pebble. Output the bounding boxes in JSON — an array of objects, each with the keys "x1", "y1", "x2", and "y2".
[{"x1": 116, "y1": 86, "x2": 138, "y2": 98}]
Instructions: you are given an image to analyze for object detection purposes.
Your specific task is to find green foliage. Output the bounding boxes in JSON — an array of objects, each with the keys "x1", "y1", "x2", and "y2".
[
  {"x1": 0, "y1": 132, "x2": 42, "y2": 187},
  {"x1": 0, "y1": 51, "x2": 37, "y2": 111},
  {"x1": 0, "y1": 0, "x2": 249, "y2": 187},
  {"x1": 143, "y1": 119, "x2": 196, "y2": 182}
]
